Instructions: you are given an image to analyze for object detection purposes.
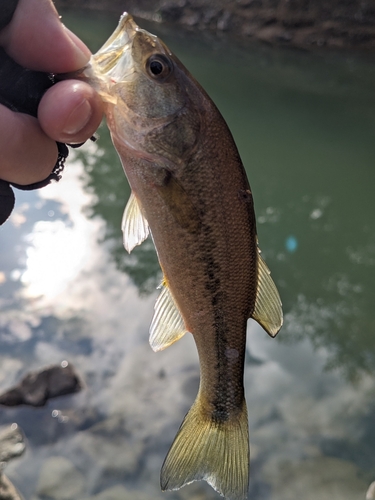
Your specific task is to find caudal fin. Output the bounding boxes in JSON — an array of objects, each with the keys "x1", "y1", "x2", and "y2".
[{"x1": 161, "y1": 396, "x2": 249, "y2": 500}]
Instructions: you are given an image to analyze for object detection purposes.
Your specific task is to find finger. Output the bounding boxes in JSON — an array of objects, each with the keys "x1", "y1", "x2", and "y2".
[
  {"x1": 0, "y1": 105, "x2": 57, "y2": 185},
  {"x1": 0, "y1": 0, "x2": 90, "y2": 72},
  {"x1": 38, "y1": 80, "x2": 104, "y2": 144}
]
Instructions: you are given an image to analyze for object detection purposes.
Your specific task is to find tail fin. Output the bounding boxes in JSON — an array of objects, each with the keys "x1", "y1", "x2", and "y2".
[{"x1": 161, "y1": 396, "x2": 249, "y2": 500}]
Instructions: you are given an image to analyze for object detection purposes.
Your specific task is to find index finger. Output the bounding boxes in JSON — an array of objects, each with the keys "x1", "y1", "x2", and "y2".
[{"x1": 0, "y1": 0, "x2": 90, "y2": 73}]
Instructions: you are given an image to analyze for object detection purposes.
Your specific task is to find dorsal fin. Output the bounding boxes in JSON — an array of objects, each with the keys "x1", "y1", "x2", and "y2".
[
  {"x1": 149, "y1": 279, "x2": 187, "y2": 352},
  {"x1": 121, "y1": 192, "x2": 149, "y2": 253},
  {"x1": 251, "y1": 251, "x2": 283, "y2": 337}
]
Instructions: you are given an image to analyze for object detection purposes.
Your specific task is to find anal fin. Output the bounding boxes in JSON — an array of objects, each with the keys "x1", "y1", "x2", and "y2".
[
  {"x1": 252, "y1": 252, "x2": 283, "y2": 337},
  {"x1": 121, "y1": 192, "x2": 149, "y2": 253},
  {"x1": 149, "y1": 280, "x2": 187, "y2": 352}
]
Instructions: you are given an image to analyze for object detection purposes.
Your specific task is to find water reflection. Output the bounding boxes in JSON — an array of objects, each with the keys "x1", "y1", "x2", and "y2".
[
  {"x1": 75, "y1": 128, "x2": 161, "y2": 295},
  {"x1": 0, "y1": 8, "x2": 374, "y2": 500},
  {"x1": 74, "y1": 81, "x2": 375, "y2": 383}
]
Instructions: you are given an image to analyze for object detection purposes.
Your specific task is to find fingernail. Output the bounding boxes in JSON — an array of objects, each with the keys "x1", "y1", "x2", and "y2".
[
  {"x1": 63, "y1": 99, "x2": 92, "y2": 135},
  {"x1": 64, "y1": 27, "x2": 91, "y2": 69}
]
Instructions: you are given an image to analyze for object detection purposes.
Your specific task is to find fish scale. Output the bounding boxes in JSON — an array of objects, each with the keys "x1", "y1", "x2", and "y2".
[{"x1": 80, "y1": 12, "x2": 283, "y2": 500}]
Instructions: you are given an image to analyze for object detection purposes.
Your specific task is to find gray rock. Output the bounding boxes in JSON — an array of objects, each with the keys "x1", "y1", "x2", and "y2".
[
  {"x1": 0, "y1": 362, "x2": 82, "y2": 407},
  {"x1": 0, "y1": 425, "x2": 26, "y2": 500},
  {"x1": 0, "y1": 424, "x2": 25, "y2": 463},
  {"x1": 0, "y1": 473, "x2": 24, "y2": 500}
]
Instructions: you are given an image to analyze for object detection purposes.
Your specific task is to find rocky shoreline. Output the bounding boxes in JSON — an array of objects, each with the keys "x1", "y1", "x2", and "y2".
[{"x1": 55, "y1": 0, "x2": 375, "y2": 50}]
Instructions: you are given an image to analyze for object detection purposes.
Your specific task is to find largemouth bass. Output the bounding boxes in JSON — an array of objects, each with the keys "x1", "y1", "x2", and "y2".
[{"x1": 82, "y1": 14, "x2": 282, "y2": 500}]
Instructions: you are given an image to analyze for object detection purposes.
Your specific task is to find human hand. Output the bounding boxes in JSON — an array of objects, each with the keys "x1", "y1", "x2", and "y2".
[{"x1": 0, "y1": 0, "x2": 104, "y2": 186}]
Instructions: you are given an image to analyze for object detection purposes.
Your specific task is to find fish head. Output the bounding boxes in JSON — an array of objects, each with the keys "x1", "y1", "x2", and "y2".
[{"x1": 85, "y1": 13, "x2": 201, "y2": 164}]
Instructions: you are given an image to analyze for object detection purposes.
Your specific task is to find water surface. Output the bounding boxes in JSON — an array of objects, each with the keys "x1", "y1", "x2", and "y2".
[{"x1": 0, "y1": 9, "x2": 375, "y2": 500}]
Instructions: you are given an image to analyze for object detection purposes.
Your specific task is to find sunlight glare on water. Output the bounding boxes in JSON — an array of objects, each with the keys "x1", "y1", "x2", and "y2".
[
  {"x1": 22, "y1": 219, "x2": 85, "y2": 300},
  {"x1": 16, "y1": 152, "x2": 102, "y2": 307}
]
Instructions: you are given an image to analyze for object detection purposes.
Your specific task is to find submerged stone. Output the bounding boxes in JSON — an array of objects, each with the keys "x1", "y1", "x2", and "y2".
[
  {"x1": 0, "y1": 424, "x2": 26, "y2": 463},
  {"x1": 0, "y1": 362, "x2": 82, "y2": 407},
  {"x1": 0, "y1": 424, "x2": 26, "y2": 500},
  {"x1": 0, "y1": 473, "x2": 24, "y2": 500}
]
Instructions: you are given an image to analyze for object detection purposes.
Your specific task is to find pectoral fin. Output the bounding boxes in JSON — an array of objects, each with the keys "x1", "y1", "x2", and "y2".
[
  {"x1": 121, "y1": 192, "x2": 149, "y2": 253},
  {"x1": 149, "y1": 279, "x2": 187, "y2": 352},
  {"x1": 251, "y1": 252, "x2": 283, "y2": 337},
  {"x1": 156, "y1": 170, "x2": 201, "y2": 234}
]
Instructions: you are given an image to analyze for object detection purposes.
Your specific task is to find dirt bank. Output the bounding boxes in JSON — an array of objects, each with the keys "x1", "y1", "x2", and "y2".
[{"x1": 55, "y1": 0, "x2": 375, "y2": 50}]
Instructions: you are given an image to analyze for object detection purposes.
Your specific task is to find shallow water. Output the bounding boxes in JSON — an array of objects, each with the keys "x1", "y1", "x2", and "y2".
[{"x1": 1, "y1": 9, "x2": 375, "y2": 500}]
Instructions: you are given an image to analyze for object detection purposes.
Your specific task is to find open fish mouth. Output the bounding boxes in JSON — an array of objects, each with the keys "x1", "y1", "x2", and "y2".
[
  {"x1": 82, "y1": 12, "x2": 139, "y2": 93},
  {"x1": 80, "y1": 12, "x2": 172, "y2": 103},
  {"x1": 91, "y1": 13, "x2": 137, "y2": 80},
  {"x1": 96, "y1": 12, "x2": 137, "y2": 56}
]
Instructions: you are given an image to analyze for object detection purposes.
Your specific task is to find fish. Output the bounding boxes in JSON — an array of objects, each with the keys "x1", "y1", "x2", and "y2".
[{"x1": 81, "y1": 13, "x2": 283, "y2": 500}]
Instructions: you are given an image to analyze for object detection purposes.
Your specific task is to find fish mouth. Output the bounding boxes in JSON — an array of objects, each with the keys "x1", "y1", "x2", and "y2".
[
  {"x1": 82, "y1": 12, "x2": 139, "y2": 92},
  {"x1": 91, "y1": 13, "x2": 137, "y2": 80}
]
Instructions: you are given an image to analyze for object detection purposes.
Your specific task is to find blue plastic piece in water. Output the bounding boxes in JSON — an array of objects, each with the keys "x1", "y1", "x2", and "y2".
[{"x1": 285, "y1": 236, "x2": 298, "y2": 253}]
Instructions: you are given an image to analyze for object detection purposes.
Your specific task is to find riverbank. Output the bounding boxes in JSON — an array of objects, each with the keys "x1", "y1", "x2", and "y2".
[{"x1": 55, "y1": 0, "x2": 375, "y2": 50}]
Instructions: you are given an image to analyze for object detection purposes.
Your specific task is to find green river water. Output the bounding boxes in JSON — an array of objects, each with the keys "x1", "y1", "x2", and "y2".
[{"x1": 0, "y1": 8, "x2": 374, "y2": 500}]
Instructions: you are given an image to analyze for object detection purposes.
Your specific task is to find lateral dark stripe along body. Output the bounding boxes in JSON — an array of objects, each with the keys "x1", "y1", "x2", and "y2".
[{"x1": 80, "y1": 13, "x2": 283, "y2": 500}]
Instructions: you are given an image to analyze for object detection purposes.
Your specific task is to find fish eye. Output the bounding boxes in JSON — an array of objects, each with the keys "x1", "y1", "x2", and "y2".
[{"x1": 146, "y1": 54, "x2": 173, "y2": 81}]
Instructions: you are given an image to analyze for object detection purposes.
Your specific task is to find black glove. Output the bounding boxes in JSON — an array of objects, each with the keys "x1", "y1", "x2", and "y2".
[
  {"x1": 0, "y1": 1, "x2": 91, "y2": 225},
  {"x1": 0, "y1": 46, "x2": 72, "y2": 224}
]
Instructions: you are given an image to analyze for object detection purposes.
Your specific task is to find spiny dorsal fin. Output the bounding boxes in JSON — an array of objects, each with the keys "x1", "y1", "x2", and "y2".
[
  {"x1": 121, "y1": 192, "x2": 149, "y2": 253},
  {"x1": 149, "y1": 280, "x2": 187, "y2": 352},
  {"x1": 252, "y1": 252, "x2": 283, "y2": 337}
]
